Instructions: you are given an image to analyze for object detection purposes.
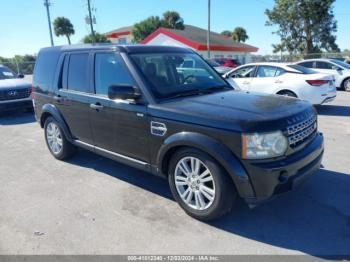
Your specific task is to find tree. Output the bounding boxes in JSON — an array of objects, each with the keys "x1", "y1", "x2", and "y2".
[
  {"x1": 266, "y1": 0, "x2": 339, "y2": 55},
  {"x1": 231, "y1": 27, "x2": 249, "y2": 43},
  {"x1": 221, "y1": 30, "x2": 232, "y2": 37},
  {"x1": 132, "y1": 11, "x2": 185, "y2": 42},
  {"x1": 162, "y1": 11, "x2": 184, "y2": 29},
  {"x1": 53, "y1": 17, "x2": 75, "y2": 45},
  {"x1": 83, "y1": 32, "x2": 111, "y2": 44}
]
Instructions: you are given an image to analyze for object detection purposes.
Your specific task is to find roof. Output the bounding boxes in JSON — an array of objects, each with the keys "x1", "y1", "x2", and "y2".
[
  {"x1": 38, "y1": 44, "x2": 193, "y2": 54},
  {"x1": 105, "y1": 26, "x2": 133, "y2": 38},
  {"x1": 141, "y1": 25, "x2": 258, "y2": 52}
]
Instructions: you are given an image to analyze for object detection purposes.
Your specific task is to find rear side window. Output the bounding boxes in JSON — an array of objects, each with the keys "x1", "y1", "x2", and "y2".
[
  {"x1": 315, "y1": 61, "x2": 333, "y2": 70},
  {"x1": 256, "y1": 66, "x2": 279, "y2": 78},
  {"x1": 33, "y1": 49, "x2": 60, "y2": 92},
  {"x1": 299, "y1": 61, "x2": 314, "y2": 68},
  {"x1": 67, "y1": 53, "x2": 89, "y2": 92},
  {"x1": 94, "y1": 53, "x2": 134, "y2": 96},
  {"x1": 287, "y1": 65, "x2": 315, "y2": 74}
]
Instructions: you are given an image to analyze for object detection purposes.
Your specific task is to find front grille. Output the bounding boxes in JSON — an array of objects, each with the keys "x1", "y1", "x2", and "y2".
[
  {"x1": 0, "y1": 87, "x2": 31, "y2": 101},
  {"x1": 287, "y1": 114, "x2": 317, "y2": 148}
]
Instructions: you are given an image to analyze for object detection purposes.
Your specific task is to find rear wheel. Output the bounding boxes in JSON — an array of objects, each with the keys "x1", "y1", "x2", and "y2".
[
  {"x1": 44, "y1": 117, "x2": 76, "y2": 160},
  {"x1": 277, "y1": 90, "x2": 297, "y2": 98},
  {"x1": 168, "y1": 148, "x2": 236, "y2": 221},
  {"x1": 342, "y1": 78, "x2": 350, "y2": 92}
]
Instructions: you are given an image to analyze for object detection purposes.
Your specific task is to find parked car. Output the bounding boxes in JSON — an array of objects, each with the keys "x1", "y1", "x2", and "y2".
[
  {"x1": 33, "y1": 45, "x2": 324, "y2": 220},
  {"x1": 296, "y1": 59, "x2": 350, "y2": 92},
  {"x1": 223, "y1": 63, "x2": 336, "y2": 105},
  {"x1": 211, "y1": 58, "x2": 240, "y2": 68},
  {"x1": 0, "y1": 65, "x2": 33, "y2": 112},
  {"x1": 205, "y1": 59, "x2": 231, "y2": 75}
]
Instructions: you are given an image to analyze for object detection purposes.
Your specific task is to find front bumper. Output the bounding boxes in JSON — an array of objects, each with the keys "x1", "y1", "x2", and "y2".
[
  {"x1": 242, "y1": 132, "x2": 324, "y2": 206},
  {"x1": 0, "y1": 98, "x2": 33, "y2": 111}
]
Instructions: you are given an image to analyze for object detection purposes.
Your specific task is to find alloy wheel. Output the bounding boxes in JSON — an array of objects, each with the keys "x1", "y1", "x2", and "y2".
[
  {"x1": 46, "y1": 122, "x2": 63, "y2": 155},
  {"x1": 174, "y1": 157, "x2": 215, "y2": 210}
]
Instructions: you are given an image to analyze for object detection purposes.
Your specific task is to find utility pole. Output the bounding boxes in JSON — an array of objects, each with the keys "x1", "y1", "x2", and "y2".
[
  {"x1": 44, "y1": 0, "x2": 54, "y2": 46},
  {"x1": 207, "y1": 0, "x2": 211, "y2": 59},
  {"x1": 87, "y1": 0, "x2": 96, "y2": 43}
]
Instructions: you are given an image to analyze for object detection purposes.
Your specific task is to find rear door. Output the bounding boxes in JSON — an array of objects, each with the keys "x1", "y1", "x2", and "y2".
[
  {"x1": 227, "y1": 65, "x2": 256, "y2": 90},
  {"x1": 89, "y1": 51, "x2": 150, "y2": 162},
  {"x1": 55, "y1": 52, "x2": 94, "y2": 144},
  {"x1": 250, "y1": 66, "x2": 285, "y2": 93}
]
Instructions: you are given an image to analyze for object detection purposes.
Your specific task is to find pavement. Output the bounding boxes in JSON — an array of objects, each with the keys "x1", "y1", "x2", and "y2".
[{"x1": 0, "y1": 92, "x2": 349, "y2": 257}]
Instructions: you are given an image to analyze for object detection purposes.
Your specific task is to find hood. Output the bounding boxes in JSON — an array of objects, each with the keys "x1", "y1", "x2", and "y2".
[
  {"x1": 0, "y1": 79, "x2": 32, "y2": 89},
  {"x1": 149, "y1": 90, "x2": 314, "y2": 132}
]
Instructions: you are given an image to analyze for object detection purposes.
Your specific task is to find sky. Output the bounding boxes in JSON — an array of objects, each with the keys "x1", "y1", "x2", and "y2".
[{"x1": 0, "y1": 0, "x2": 349, "y2": 57}]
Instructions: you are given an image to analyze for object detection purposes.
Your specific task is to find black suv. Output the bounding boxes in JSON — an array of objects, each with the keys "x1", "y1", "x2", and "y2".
[{"x1": 33, "y1": 45, "x2": 324, "y2": 220}]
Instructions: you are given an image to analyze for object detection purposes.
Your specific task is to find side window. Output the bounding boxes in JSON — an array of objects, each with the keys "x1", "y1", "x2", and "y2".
[
  {"x1": 256, "y1": 66, "x2": 277, "y2": 78},
  {"x1": 94, "y1": 53, "x2": 134, "y2": 96},
  {"x1": 67, "y1": 53, "x2": 89, "y2": 92},
  {"x1": 315, "y1": 61, "x2": 333, "y2": 70},
  {"x1": 299, "y1": 61, "x2": 314, "y2": 68},
  {"x1": 230, "y1": 66, "x2": 256, "y2": 78},
  {"x1": 275, "y1": 67, "x2": 285, "y2": 76}
]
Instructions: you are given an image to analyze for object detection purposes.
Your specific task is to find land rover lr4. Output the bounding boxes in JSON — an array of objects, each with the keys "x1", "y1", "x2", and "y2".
[{"x1": 33, "y1": 45, "x2": 324, "y2": 220}]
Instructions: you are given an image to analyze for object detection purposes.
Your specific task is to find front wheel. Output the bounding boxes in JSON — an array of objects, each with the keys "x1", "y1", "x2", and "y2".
[
  {"x1": 342, "y1": 78, "x2": 350, "y2": 92},
  {"x1": 168, "y1": 148, "x2": 236, "y2": 221}
]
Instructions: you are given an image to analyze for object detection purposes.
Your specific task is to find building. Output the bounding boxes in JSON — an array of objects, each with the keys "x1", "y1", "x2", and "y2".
[
  {"x1": 105, "y1": 25, "x2": 258, "y2": 63},
  {"x1": 105, "y1": 26, "x2": 134, "y2": 44}
]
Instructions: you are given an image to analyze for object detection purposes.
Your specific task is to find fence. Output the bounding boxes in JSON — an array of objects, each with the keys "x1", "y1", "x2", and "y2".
[{"x1": 251, "y1": 52, "x2": 350, "y2": 63}]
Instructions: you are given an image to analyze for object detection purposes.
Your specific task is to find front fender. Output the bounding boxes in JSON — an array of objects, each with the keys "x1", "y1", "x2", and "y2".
[
  {"x1": 157, "y1": 132, "x2": 255, "y2": 199},
  {"x1": 40, "y1": 104, "x2": 73, "y2": 142}
]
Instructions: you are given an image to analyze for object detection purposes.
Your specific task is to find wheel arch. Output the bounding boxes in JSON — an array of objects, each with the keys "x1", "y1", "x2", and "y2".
[
  {"x1": 157, "y1": 132, "x2": 255, "y2": 199},
  {"x1": 341, "y1": 76, "x2": 350, "y2": 90},
  {"x1": 40, "y1": 104, "x2": 73, "y2": 142},
  {"x1": 276, "y1": 89, "x2": 298, "y2": 97}
]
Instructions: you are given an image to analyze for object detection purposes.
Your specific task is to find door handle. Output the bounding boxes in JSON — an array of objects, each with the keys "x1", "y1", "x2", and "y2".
[
  {"x1": 90, "y1": 103, "x2": 104, "y2": 110},
  {"x1": 275, "y1": 80, "x2": 283, "y2": 84},
  {"x1": 242, "y1": 81, "x2": 250, "y2": 85}
]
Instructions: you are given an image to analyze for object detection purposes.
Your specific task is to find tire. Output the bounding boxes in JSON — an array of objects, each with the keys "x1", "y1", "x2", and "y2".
[
  {"x1": 342, "y1": 78, "x2": 350, "y2": 92},
  {"x1": 44, "y1": 117, "x2": 76, "y2": 160},
  {"x1": 168, "y1": 148, "x2": 236, "y2": 221},
  {"x1": 277, "y1": 90, "x2": 297, "y2": 98}
]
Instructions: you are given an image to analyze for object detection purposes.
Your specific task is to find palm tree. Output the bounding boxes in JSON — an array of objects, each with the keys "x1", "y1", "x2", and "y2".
[
  {"x1": 53, "y1": 17, "x2": 75, "y2": 45},
  {"x1": 232, "y1": 27, "x2": 249, "y2": 43}
]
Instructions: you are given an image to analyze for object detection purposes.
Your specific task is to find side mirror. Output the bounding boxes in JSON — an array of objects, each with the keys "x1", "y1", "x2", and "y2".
[
  {"x1": 108, "y1": 85, "x2": 141, "y2": 100},
  {"x1": 17, "y1": 74, "x2": 24, "y2": 79}
]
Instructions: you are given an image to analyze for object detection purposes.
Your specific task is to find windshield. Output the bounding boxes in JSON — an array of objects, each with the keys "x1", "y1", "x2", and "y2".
[
  {"x1": 288, "y1": 64, "x2": 316, "y2": 74},
  {"x1": 130, "y1": 52, "x2": 231, "y2": 100},
  {"x1": 206, "y1": 59, "x2": 220, "y2": 67},
  {"x1": 0, "y1": 66, "x2": 17, "y2": 80},
  {"x1": 331, "y1": 59, "x2": 350, "y2": 69}
]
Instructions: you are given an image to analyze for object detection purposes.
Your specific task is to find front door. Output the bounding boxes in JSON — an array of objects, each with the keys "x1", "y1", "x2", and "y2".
[
  {"x1": 250, "y1": 66, "x2": 285, "y2": 94},
  {"x1": 227, "y1": 65, "x2": 256, "y2": 91},
  {"x1": 89, "y1": 52, "x2": 150, "y2": 162}
]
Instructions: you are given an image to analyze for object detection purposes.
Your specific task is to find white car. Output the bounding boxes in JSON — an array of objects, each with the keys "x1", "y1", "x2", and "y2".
[
  {"x1": 296, "y1": 58, "x2": 350, "y2": 92},
  {"x1": 223, "y1": 63, "x2": 337, "y2": 105}
]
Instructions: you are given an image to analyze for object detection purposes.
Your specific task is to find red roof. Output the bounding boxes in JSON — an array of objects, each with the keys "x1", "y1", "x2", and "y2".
[{"x1": 141, "y1": 25, "x2": 258, "y2": 52}]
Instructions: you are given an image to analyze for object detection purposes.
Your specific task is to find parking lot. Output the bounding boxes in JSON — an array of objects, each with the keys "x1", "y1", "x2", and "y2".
[{"x1": 0, "y1": 92, "x2": 349, "y2": 256}]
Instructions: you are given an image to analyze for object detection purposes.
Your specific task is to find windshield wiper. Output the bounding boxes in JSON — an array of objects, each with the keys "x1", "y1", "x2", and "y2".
[{"x1": 165, "y1": 89, "x2": 204, "y2": 99}]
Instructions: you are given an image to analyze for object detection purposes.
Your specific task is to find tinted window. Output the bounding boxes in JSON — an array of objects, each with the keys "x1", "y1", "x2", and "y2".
[
  {"x1": 230, "y1": 66, "x2": 256, "y2": 78},
  {"x1": 331, "y1": 59, "x2": 350, "y2": 69},
  {"x1": 94, "y1": 53, "x2": 134, "y2": 96},
  {"x1": 315, "y1": 61, "x2": 333, "y2": 70},
  {"x1": 299, "y1": 61, "x2": 314, "y2": 68},
  {"x1": 275, "y1": 67, "x2": 285, "y2": 76},
  {"x1": 0, "y1": 66, "x2": 16, "y2": 80},
  {"x1": 287, "y1": 65, "x2": 316, "y2": 74},
  {"x1": 256, "y1": 66, "x2": 278, "y2": 78},
  {"x1": 33, "y1": 49, "x2": 61, "y2": 92},
  {"x1": 67, "y1": 53, "x2": 89, "y2": 92}
]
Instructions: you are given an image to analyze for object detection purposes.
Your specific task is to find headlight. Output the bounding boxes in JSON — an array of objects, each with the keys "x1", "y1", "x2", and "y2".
[{"x1": 242, "y1": 131, "x2": 288, "y2": 159}]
